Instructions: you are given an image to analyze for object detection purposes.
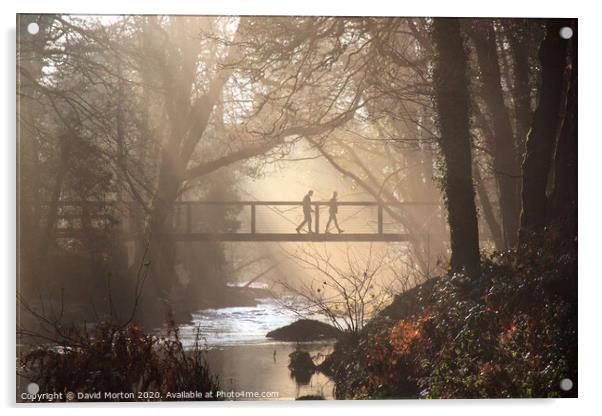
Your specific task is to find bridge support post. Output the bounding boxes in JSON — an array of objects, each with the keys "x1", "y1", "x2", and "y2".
[
  {"x1": 251, "y1": 203, "x2": 256, "y2": 233},
  {"x1": 315, "y1": 205, "x2": 320, "y2": 234},
  {"x1": 378, "y1": 205, "x2": 383, "y2": 234},
  {"x1": 186, "y1": 203, "x2": 192, "y2": 233}
]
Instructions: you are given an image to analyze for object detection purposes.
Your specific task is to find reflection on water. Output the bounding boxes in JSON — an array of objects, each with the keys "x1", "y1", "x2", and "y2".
[
  {"x1": 205, "y1": 343, "x2": 335, "y2": 400},
  {"x1": 172, "y1": 297, "x2": 336, "y2": 400}
]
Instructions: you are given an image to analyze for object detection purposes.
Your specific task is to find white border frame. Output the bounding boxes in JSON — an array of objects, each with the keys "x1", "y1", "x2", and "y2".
[{"x1": 3, "y1": 1, "x2": 598, "y2": 415}]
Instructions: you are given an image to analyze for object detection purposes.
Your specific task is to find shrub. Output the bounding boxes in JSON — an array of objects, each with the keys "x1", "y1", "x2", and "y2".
[
  {"x1": 327, "y1": 231, "x2": 577, "y2": 399},
  {"x1": 17, "y1": 318, "x2": 220, "y2": 402}
]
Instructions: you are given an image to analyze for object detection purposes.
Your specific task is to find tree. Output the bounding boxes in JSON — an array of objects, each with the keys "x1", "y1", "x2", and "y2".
[
  {"x1": 470, "y1": 19, "x2": 521, "y2": 248},
  {"x1": 135, "y1": 16, "x2": 367, "y2": 309},
  {"x1": 431, "y1": 18, "x2": 480, "y2": 276},
  {"x1": 519, "y1": 19, "x2": 571, "y2": 243},
  {"x1": 548, "y1": 21, "x2": 577, "y2": 240},
  {"x1": 17, "y1": 15, "x2": 57, "y2": 290},
  {"x1": 503, "y1": 18, "x2": 539, "y2": 160}
]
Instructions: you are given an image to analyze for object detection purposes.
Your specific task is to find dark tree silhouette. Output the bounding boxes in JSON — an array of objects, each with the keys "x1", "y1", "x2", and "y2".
[
  {"x1": 471, "y1": 19, "x2": 521, "y2": 248},
  {"x1": 505, "y1": 18, "x2": 537, "y2": 160},
  {"x1": 519, "y1": 19, "x2": 571, "y2": 243},
  {"x1": 431, "y1": 18, "x2": 480, "y2": 276},
  {"x1": 549, "y1": 21, "x2": 577, "y2": 238}
]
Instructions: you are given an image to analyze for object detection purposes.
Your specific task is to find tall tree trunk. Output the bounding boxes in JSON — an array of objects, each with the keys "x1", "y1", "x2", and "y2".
[
  {"x1": 431, "y1": 18, "x2": 481, "y2": 276},
  {"x1": 129, "y1": 19, "x2": 160, "y2": 274},
  {"x1": 37, "y1": 137, "x2": 72, "y2": 263},
  {"x1": 471, "y1": 19, "x2": 521, "y2": 248},
  {"x1": 548, "y1": 22, "x2": 577, "y2": 239},
  {"x1": 143, "y1": 124, "x2": 188, "y2": 300},
  {"x1": 474, "y1": 163, "x2": 504, "y2": 249},
  {"x1": 506, "y1": 19, "x2": 533, "y2": 160},
  {"x1": 519, "y1": 19, "x2": 571, "y2": 243},
  {"x1": 17, "y1": 15, "x2": 55, "y2": 293},
  {"x1": 139, "y1": 17, "x2": 250, "y2": 305}
]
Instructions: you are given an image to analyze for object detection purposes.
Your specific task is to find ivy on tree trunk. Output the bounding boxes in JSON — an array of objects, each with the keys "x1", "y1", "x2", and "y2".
[
  {"x1": 432, "y1": 18, "x2": 481, "y2": 277},
  {"x1": 519, "y1": 19, "x2": 571, "y2": 244}
]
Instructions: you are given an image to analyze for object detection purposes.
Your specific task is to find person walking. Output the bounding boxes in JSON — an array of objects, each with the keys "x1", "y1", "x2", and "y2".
[
  {"x1": 296, "y1": 190, "x2": 314, "y2": 233},
  {"x1": 325, "y1": 191, "x2": 344, "y2": 234}
]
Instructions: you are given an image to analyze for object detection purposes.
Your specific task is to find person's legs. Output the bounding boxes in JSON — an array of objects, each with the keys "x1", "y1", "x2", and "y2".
[
  {"x1": 296, "y1": 218, "x2": 307, "y2": 233},
  {"x1": 334, "y1": 215, "x2": 343, "y2": 233},
  {"x1": 325, "y1": 216, "x2": 333, "y2": 233},
  {"x1": 298, "y1": 212, "x2": 312, "y2": 233}
]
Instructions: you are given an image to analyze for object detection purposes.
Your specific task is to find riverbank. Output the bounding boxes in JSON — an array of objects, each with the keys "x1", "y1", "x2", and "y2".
[{"x1": 321, "y1": 247, "x2": 578, "y2": 399}]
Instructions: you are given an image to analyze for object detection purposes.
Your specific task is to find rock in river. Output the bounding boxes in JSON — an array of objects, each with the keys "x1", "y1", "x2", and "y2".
[{"x1": 266, "y1": 319, "x2": 341, "y2": 342}]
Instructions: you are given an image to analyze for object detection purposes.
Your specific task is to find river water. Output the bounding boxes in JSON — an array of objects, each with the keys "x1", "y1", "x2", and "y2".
[{"x1": 174, "y1": 297, "x2": 336, "y2": 400}]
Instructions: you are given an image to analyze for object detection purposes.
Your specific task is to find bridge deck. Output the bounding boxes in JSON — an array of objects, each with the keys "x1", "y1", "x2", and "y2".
[
  {"x1": 48, "y1": 200, "x2": 442, "y2": 242},
  {"x1": 159, "y1": 233, "x2": 411, "y2": 242}
]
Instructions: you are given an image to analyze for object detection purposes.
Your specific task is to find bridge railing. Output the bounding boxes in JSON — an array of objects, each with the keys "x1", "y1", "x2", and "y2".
[
  {"x1": 168, "y1": 200, "x2": 441, "y2": 236},
  {"x1": 27, "y1": 200, "x2": 445, "y2": 240},
  {"x1": 26, "y1": 200, "x2": 117, "y2": 237}
]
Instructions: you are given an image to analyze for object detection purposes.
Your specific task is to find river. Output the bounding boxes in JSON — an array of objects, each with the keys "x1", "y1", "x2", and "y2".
[{"x1": 173, "y1": 297, "x2": 336, "y2": 400}]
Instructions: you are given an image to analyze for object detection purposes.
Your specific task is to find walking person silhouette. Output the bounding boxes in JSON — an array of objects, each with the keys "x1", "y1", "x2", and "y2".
[
  {"x1": 325, "y1": 191, "x2": 344, "y2": 234},
  {"x1": 296, "y1": 190, "x2": 314, "y2": 233}
]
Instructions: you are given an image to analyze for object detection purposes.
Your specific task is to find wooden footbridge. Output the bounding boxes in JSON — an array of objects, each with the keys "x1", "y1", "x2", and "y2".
[{"x1": 48, "y1": 200, "x2": 443, "y2": 243}]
